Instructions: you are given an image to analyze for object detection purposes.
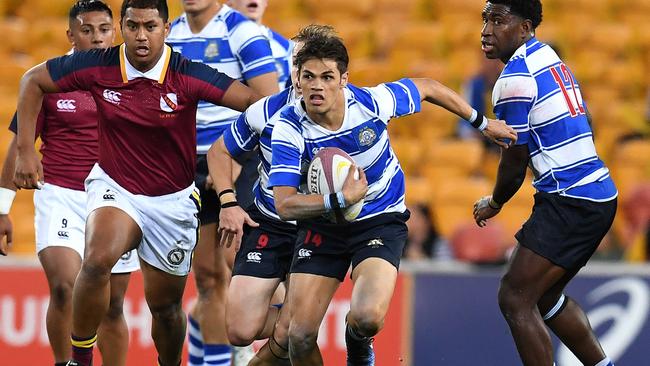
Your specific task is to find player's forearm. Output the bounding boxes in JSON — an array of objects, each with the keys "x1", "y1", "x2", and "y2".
[
  {"x1": 207, "y1": 138, "x2": 236, "y2": 202},
  {"x1": 247, "y1": 72, "x2": 280, "y2": 96},
  {"x1": 492, "y1": 149, "x2": 529, "y2": 206},
  {"x1": 274, "y1": 191, "x2": 329, "y2": 221},
  {"x1": 0, "y1": 137, "x2": 18, "y2": 190},
  {"x1": 414, "y1": 78, "x2": 474, "y2": 121}
]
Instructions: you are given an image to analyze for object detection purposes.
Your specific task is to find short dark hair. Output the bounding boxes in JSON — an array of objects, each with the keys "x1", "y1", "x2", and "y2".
[
  {"x1": 292, "y1": 24, "x2": 338, "y2": 44},
  {"x1": 69, "y1": 0, "x2": 113, "y2": 22},
  {"x1": 294, "y1": 26, "x2": 349, "y2": 75},
  {"x1": 488, "y1": 0, "x2": 543, "y2": 29},
  {"x1": 120, "y1": 0, "x2": 169, "y2": 23}
]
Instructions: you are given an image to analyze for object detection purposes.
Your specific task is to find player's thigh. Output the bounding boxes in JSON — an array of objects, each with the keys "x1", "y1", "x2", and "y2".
[
  {"x1": 140, "y1": 259, "x2": 187, "y2": 312},
  {"x1": 350, "y1": 257, "x2": 398, "y2": 321},
  {"x1": 288, "y1": 273, "x2": 339, "y2": 334},
  {"x1": 501, "y1": 244, "x2": 567, "y2": 302},
  {"x1": 227, "y1": 276, "x2": 280, "y2": 331},
  {"x1": 192, "y1": 223, "x2": 218, "y2": 275},
  {"x1": 38, "y1": 246, "x2": 82, "y2": 295},
  {"x1": 85, "y1": 207, "x2": 142, "y2": 265}
]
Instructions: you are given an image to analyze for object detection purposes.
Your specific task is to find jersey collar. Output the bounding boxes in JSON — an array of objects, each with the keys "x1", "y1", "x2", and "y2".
[
  {"x1": 508, "y1": 36, "x2": 538, "y2": 63},
  {"x1": 119, "y1": 44, "x2": 172, "y2": 84}
]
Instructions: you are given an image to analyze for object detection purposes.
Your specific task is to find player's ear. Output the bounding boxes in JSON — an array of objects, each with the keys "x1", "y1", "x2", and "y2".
[
  {"x1": 521, "y1": 19, "x2": 533, "y2": 38},
  {"x1": 340, "y1": 71, "x2": 349, "y2": 88},
  {"x1": 66, "y1": 29, "x2": 75, "y2": 47},
  {"x1": 164, "y1": 21, "x2": 171, "y2": 38}
]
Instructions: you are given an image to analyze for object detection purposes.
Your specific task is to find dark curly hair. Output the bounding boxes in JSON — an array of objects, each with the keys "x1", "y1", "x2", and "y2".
[
  {"x1": 488, "y1": 0, "x2": 543, "y2": 29},
  {"x1": 120, "y1": 0, "x2": 169, "y2": 23},
  {"x1": 69, "y1": 0, "x2": 113, "y2": 22},
  {"x1": 293, "y1": 28, "x2": 349, "y2": 75}
]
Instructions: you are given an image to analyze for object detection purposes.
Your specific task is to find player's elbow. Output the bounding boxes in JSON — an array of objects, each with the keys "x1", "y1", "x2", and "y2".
[{"x1": 275, "y1": 201, "x2": 294, "y2": 221}]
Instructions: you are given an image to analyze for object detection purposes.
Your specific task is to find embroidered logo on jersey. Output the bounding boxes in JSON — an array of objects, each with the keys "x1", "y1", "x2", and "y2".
[
  {"x1": 103, "y1": 89, "x2": 121, "y2": 105},
  {"x1": 102, "y1": 189, "x2": 116, "y2": 201},
  {"x1": 167, "y1": 248, "x2": 185, "y2": 265},
  {"x1": 247, "y1": 252, "x2": 262, "y2": 263},
  {"x1": 367, "y1": 238, "x2": 384, "y2": 248},
  {"x1": 160, "y1": 93, "x2": 178, "y2": 113},
  {"x1": 204, "y1": 41, "x2": 219, "y2": 60},
  {"x1": 298, "y1": 249, "x2": 312, "y2": 259},
  {"x1": 57, "y1": 231, "x2": 69, "y2": 239},
  {"x1": 56, "y1": 99, "x2": 76, "y2": 112},
  {"x1": 358, "y1": 127, "x2": 377, "y2": 147},
  {"x1": 121, "y1": 251, "x2": 132, "y2": 261}
]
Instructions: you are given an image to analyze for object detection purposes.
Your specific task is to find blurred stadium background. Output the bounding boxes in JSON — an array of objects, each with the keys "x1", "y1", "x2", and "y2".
[{"x1": 0, "y1": 0, "x2": 648, "y2": 365}]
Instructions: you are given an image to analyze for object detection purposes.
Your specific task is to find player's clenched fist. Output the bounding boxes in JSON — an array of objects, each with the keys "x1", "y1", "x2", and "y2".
[
  {"x1": 13, "y1": 150, "x2": 43, "y2": 190},
  {"x1": 473, "y1": 195, "x2": 502, "y2": 227},
  {"x1": 342, "y1": 164, "x2": 368, "y2": 206}
]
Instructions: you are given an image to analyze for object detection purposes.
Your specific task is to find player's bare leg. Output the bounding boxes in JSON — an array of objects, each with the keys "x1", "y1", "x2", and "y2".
[
  {"x1": 287, "y1": 273, "x2": 339, "y2": 366},
  {"x1": 538, "y1": 269, "x2": 607, "y2": 365},
  {"x1": 39, "y1": 247, "x2": 82, "y2": 363},
  {"x1": 97, "y1": 273, "x2": 131, "y2": 366},
  {"x1": 249, "y1": 286, "x2": 292, "y2": 366},
  {"x1": 226, "y1": 276, "x2": 282, "y2": 345},
  {"x1": 140, "y1": 260, "x2": 188, "y2": 366},
  {"x1": 497, "y1": 245, "x2": 601, "y2": 366},
  {"x1": 346, "y1": 258, "x2": 398, "y2": 365},
  {"x1": 70, "y1": 207, "x2": 141, "y2": 365}
]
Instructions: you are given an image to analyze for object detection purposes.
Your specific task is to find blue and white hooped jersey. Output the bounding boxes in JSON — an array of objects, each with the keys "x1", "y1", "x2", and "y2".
[
  {"x1": 260, "y1": 25, "x2": 293, "y2": 90},
  {"x1": 167, "y1": 5, "x2": 276, "y2": 154},
  {"x1": 492, "y1": 37, "x2": 617, "y2": 202},
  {"x1": 223, "y1": 87, "x2": 297, "y2": 221},
  {"x1": 268, "y1": 79, "x2": 422, "y2": 222}
]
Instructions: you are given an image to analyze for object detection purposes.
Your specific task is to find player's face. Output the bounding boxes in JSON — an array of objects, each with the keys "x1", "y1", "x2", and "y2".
[
  {"x1": 227, "y1": 0, "x2": 268, "y2": 22},
  {"x1": 121, "y1": 8, "x2": 170, "y2": 71},
  {"x1": 67, "y1": 11, "x2": 115, "y2": 51},
  {"x1": 182, "y1": 0, "x2": 218, "y2": 14},
  {"x1": 481, "y1": 2, "x2": 529, "y2": 63},
  {"x1": 299, "y1": 58, "x2": 348, "y2": 115}
]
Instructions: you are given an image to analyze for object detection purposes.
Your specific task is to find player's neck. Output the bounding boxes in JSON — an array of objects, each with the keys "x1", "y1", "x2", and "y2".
[
  {"x1": 186, "y1": 3, "x2": 221, "y2": 34},
  {"x1": 502, "y1": 34, "x2": 534, "y2": 63}
]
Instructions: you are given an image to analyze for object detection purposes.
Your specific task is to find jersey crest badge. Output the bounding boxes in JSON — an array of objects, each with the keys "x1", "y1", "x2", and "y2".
[
  {"x1": 358, "y1": 126, "x2": 377, "y2": 147},
  {"x1": 160, "y1": 93, "x2": 178, "y2": 113},
  {"x1": 204, "y1": 41, "x2": 219, "y2": 60}
]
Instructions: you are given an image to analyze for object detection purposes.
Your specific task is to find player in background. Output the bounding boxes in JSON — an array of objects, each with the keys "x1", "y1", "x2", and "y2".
[
  {"x1": 166, "y1": 1, "x2": 279, "y2": 364},
  {"x1": 13, "y1": 1, "x2": 262, "y2": 365},
  {"x1": 209, "y1": 25, "x2": 337, "y2": 366},
  {"x1": 227, "y1": 0, "x2": 293, "y2": 89},
  {"x1": 268, "y1": 30, "x2": 517, "y2": 366},
  {"x1": 473, "y1": 1, "x2": 617, "y2": 366},
  {"x1": 0, "y1": 2, "x2": 139, "y2": 365}
]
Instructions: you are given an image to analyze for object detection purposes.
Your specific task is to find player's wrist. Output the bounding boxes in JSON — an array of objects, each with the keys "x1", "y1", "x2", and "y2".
[
  {"x1": 323, "y1": 192, "x2": 347, "y2": 212},
  {"x1": 488, "y1": 196, "x2": 503, "y2": 210},
  {"x1": 218, "y1": 188, "x2": 237, "y2": 206},
  {"x1": 0, "y1": 188, "x2": 16, "y2": 215},
  {"x1": 468, "y1": 109, "x2": 488, "y2": 131}
]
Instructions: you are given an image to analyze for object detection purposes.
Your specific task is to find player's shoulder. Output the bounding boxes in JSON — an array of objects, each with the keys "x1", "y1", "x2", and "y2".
[
  {"x1": 523, "y1": 40, "x2": 563, "y2": 75},
  {"x1": 222, "y1": 5, "x2": 256, "y2": 32},
  {"x1": 169, "y1": 13, "x2": 187, "y2": 29},
  {"x1": 268, "y1": 28, "x2": 291, "y2": 50}
]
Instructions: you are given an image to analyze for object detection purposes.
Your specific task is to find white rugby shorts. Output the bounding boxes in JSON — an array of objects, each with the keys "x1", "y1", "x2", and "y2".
[
  {"x1": 34, "y1": 182, "x2": 139, "y2": 273},
  {"x1": 85, "y1": 164, "x2": 200, "y2": 276}
]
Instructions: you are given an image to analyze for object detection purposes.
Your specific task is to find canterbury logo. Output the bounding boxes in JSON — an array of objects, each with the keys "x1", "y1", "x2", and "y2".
[
  {"x1": 56, "y1": 99, "x2": 76, "y2": 111},
  {"x1": 57, "y1": 231, "x2": 69, "y2": 238},
  {"x1": 103, "y1": 89, "x2": 121, "y2": 104},
  {"x1": 298, "y1": 249, "x2": 312, "y2": 258},
  {"x1": 247, "y1": 252, "x2": 262, "y2": 263}
]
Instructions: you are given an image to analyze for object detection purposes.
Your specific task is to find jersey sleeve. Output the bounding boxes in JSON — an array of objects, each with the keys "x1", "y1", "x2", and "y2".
[
  {"x1": 363, "y1": 78, "x2": 422, "y2": 122},
  {"x1": 222, "y1": 98, "x2": 266, "y2": 158},
  {"x1": 46, "y1": 50, "x2": 101, "y2": 92},
  {"x1": 230, "y1": 21, "x2": 277, "y2": 81},
  {"x1": 184, "y1": 59, "x2": 236, "y2": 105},
  {"x1": 268, "y1": 107, "x2": 304, "y2": 189},
  {"x1": 491, "y1": 73, "x2": 537, "y2": 145}
]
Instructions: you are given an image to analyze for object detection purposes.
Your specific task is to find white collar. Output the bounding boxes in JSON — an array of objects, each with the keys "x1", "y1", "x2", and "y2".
[{"x1": 119, "y1": 44, "x2": 171, "y2": 83}]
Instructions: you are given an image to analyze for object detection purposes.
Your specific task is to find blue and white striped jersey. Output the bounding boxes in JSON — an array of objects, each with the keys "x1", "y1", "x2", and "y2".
[
  {"x1": 223, "y1": 87, "x2": 297, "y2": 221},
  {"x1": 493, "y1": 38, "x2": 617, "y2": 202},
  {"x1": 268, "y1": 79, "x2": 422, "y2": 221},
  {"x1": 260, "y1": 25, "x2": 293, "y2": 90},
  {"x1": 167, "y1": 5, "x2": 276, "y2": 154}
]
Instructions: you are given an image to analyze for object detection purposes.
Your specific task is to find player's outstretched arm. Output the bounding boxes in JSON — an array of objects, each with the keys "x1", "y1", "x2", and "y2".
[
  {"x1": 474, "y1": 145, "x2": 529, "y2": 226},
  {"x1": 273, "y1": 166, "x2": 367, "y2": 221},
  {"x1": 220, "y1": 80, "x2": 264, "y2": 113},
  {"x1": 207, "y1": 137, "x2": 259, "y2": 250},
  {"x1": 14, "y1": 63, "x2": 58, "y2": 190},
  {"x1": 410, "y1": 78, "x2": 517, "y2": 148},
  {"x1": 0, "y1": 135, "x2": 17, "y2": 255}
]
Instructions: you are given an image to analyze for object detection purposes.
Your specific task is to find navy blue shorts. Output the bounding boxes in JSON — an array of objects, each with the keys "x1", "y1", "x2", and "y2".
[
  {"x1": 290, "y1": 211, "x2": 410, "y2": 281},
  {"x1": 516, "y1": 192, "x2": 617, "y2": 269},
  {"x1": 232, "y1": 205, "x2": 297, "y2": 280}
]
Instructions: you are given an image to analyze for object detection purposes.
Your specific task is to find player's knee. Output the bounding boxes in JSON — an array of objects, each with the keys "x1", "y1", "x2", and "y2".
[
  {"x1": 497, "y1": 280, "x2": 529, "y2": 320},
  {"x1": 150, "y1": 301, "x2": 184, "y2": 325},
  {"x1": 349, "y1": 307, "x2": 384, "y2": 337},
  {"x1": 80, "y1": 260, "x2": 113, "y2": 282},
  {"x1": 227, "y1": 326, "x2": 256, "y2": 347},
  {"x1": 288, "y1": 325, "x2": 318, "y2": 357},
  {"x1": 49, "y1": 280, "x2": 74, "y2": 309}
]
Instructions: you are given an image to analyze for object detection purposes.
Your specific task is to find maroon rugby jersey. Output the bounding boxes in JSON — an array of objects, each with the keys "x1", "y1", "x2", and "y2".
[
  {"x1": 46, "y1": 44, "x2": 235, "y2": 196},
  {"x1": 10, "y1": 91, "x2": 98, "y2": 191}
]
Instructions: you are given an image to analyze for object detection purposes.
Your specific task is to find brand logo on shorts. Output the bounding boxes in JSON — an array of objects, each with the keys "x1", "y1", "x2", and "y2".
[
  {"x1": 298, "y1": 249, "x2": 312, "y2": 259},
  {"x1": 247, "y1": 252, "x2": 262, "y2": 263},
  {"x1": 367, "y1": 238, "x2": 384, "y2": 248},
  {"x1": 102, "y1": 189, "x2": 116, "y2": 201},
  {"x1": 160, "y1": 93, "x2": 178, "y2": 113},
  {"x1": 167, "y1": 248, "x2": 185, "y2": 265},
  {"x1": 103, "y1": 89, "x2": 121, "y2": 105},
  {"x1": 57, "y1": 231, "x2": 69, "y2": 239},
  {"x1": 56, "y1": 99, "x2": 76, "y2": 112}
]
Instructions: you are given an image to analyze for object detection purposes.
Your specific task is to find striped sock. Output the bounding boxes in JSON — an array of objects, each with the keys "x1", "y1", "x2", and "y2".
[
  {"x1": 204, "y1": 344, "x2": 232, "y2": 366},
  {"x1": 187, "y1": 315, "x2": 204, "y2": 366},
  {"x1": 70, "y1": 334, "x2": 97, "y2": 366},
  {"x1": 595, "y1": 357, "x2": 613, "y2": 366}
]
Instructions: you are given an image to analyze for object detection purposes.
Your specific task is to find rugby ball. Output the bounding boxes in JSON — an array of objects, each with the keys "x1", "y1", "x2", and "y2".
[{"x1": 307, "y1": 147, "x2": 364, "y2": 223}]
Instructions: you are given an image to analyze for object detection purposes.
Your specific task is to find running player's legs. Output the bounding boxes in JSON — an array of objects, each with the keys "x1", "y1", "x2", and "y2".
[
  {"x1": 249, "y1": 279, "x2": 292, "y2": 366},
  {"x1": 38, "y1": 247, "x2": 82, "y2": 363},
  {"x1": 287, "y1": 273, "x2": 339, "y2": 366},
  {"x1": 227, "y1": 276, "x2": 281, "y2": 345},
  {"x1": 97, "y1": 272, "x2": 131, "y2": 366},
  {"x1": 348, "y1": 258, "x2": 398, "y2": 338}
]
